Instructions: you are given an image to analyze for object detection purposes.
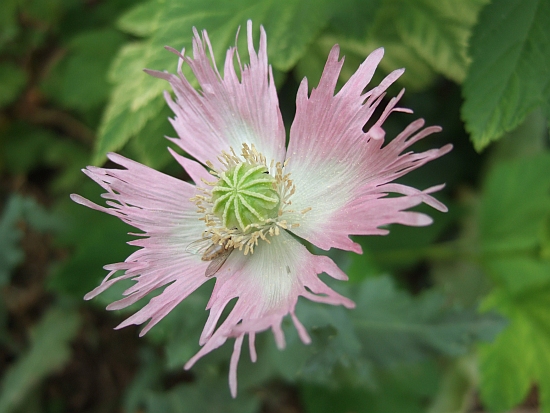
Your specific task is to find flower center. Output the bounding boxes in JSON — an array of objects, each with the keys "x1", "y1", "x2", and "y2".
[
  {"x1": 211, "y1": 163, "x2": 279, "y2": 231},
  {"x1": 192, "y1": 144, "x2": 301, "y2": 255}
]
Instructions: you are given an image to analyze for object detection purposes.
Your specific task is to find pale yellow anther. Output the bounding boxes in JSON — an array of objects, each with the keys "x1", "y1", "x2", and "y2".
[{"x1": 190, "y1": 143, "x2": 311, "y2": 257}]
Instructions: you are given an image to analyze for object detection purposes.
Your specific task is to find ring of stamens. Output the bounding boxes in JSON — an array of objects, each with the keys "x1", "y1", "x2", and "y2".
[{"x1": 191, "y1": 144, "x2": 306, "y2": 255}]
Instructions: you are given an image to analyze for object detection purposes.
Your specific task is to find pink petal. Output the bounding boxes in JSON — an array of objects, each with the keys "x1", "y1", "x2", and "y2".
[
  {"x1": 283, "y1": 47, "x2": 451, "y2": 252},
  {"x1": 71, "y1": 153, "x2": 210, "y2": 334},
  {"x1": 147, "y1": 21, "x2": 286, "y2": 168},
  {"x1": 183, "y1": 230, "x2": 354, "y2": 397}
]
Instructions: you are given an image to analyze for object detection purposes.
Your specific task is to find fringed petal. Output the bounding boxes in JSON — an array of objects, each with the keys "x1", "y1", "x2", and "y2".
[
  {"x1": 284, "y1": 47, "x2": 451, "y2": 252},
  {"x1": 71, "y1": 154, "x2": 210, "y2": 334},
  {"x1": 147, "y1": 21, "x2": 286, "y2": 168},
  {"x1": 183, "y1": 230, "x2": 354, "y2": 397}
]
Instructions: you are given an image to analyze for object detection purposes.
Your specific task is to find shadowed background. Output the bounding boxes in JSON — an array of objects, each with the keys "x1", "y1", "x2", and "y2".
[{"x1": 0, "y1": 0, "x2": 549, "y2": 412}]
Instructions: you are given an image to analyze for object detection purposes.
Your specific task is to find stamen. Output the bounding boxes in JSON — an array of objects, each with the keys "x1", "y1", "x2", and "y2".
[{"x1": 190, "y1": 143, "x2": 311, "y2": 255}]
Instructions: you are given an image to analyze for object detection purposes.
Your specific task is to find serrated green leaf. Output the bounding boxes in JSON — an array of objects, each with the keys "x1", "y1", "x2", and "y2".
[
  {"x1": 0, "y1": 306, "x2": 81, "y2": 413},
  {"x1": 394, "y1": 0, "x2": 487, "y2": 83},
  {"x1": 477, "y1": 152, "x2": 550, "y2": 411},
  {"x1": 462, "y1": 0, "x2": 550, "y2": 151},
  {"x1": 94, "y1": 41, "x2": 166, "y2": 165},
  {"x1": 0, "y1": 62, "x2": 27, "y2": 108}
]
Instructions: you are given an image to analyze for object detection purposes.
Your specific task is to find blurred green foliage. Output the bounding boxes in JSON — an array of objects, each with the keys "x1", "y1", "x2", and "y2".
[{"x1": 0, "y1": 0, "x2": 549, "y2": 412}]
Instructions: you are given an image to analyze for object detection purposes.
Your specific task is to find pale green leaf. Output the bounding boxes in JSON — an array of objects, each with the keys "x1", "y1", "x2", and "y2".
[
  {"x1": 395, "y1": 0, "x2": 488, "y2": 83},
  {"x1": 117, "y1": 0, "x2": 163, "y2": 37},
  {"x1": 462, "y1": 0, "x2": 550, "y2": 151},
  {"x1": 479, "y1": 287, "x2": 550, "y2": 413},
  {"x1": 363, "y1": 0, "x2": 438, "y2": 91},
  {"x1": 94, "y1": 42, "x2": 166, "y2": 165},
  {"x1": 479, "y1": 308, "x2": 534, "y2": 412}
]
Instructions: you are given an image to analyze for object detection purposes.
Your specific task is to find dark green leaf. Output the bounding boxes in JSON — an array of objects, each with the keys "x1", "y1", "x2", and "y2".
[
  {"x1": 55, "y1": 28, "x2": 127, "y2": 111},
  {"x1": 0, "y1": 197, "x2": 26, "y2": 285},
  {"x1": 0, "y1": 62, "x2": 27, "y2": 108},
  {"x1": 1, "y1": 123, "x2": 89, "y2": 192},
  {"x1": 144, "y1": 379, "x2": 259, "y2": 413},
  {"x1": 0, "y1": 0, "x2": 18, "y2": 48},
  {"x1": 0, "y1": 195, "x2": 62, "y2": 285},
  {"x1": 462, "y1": 0, "x2": 550, "y2": 151},
  {"x1": 329, "y1": 0, "x2": 381, "y2": 39},
  {"x1": 302, "y1": 361, "x2": 440, "y2": 413},
  {"x1": 261, "y1": 276, "x2": 504, "y2": 389},
  {"x1": 0, "y1": 306, "x2": 81, "y2": 413},
  {"x1": 128, "y1": 106, "x2": 179, "y2": 170},
  {"x1": 352, "y1": 277, "x2": 505, "y2": 365}
]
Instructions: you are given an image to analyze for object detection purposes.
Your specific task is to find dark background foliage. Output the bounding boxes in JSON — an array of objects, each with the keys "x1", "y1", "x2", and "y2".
[{"x1": 0, "y1": 0, "x2": 549, "y2": 412}]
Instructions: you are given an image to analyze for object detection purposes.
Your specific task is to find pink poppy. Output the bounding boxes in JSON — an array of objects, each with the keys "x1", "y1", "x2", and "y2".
[{"x1": 72, "y1": 21, "x2": 451, "y2": 396}]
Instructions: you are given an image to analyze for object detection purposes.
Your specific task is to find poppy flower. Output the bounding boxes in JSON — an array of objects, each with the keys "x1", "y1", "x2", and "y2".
[{"x1": 72, "y1": 20, "x2": 451, "y2": 396}]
